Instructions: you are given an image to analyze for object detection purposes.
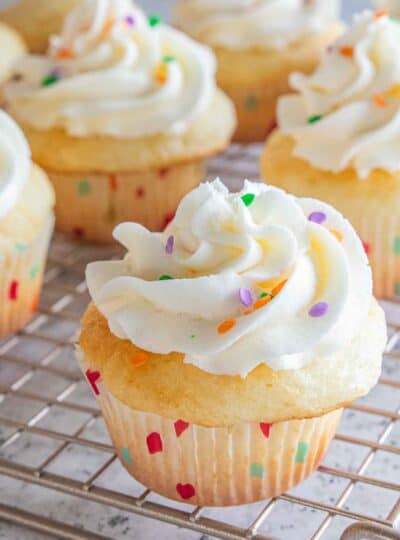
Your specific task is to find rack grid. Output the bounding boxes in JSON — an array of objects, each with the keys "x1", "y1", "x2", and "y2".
[{"x1": 0, "y1": 145, "x2": 399, "y2": 540}]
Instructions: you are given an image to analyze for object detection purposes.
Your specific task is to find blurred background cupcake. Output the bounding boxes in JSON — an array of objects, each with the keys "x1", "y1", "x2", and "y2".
[
  {"x1": 0, "y1": 110, "x2": 54, "y2": 336},
  {"x1": 4, "y1": 0, "x2": 236, "y2": 243},
  {"x1": 173, "y1": 0, "x2": 344, "y2": 143},
  {"x1": 0, "y1": 21, "x2": 25, "y2": 89},
  {"x1": 374, "y1": 0, "x2": 400, "y2": 14},
  {"x1": 261, "y1": 10, "x2": 400, "y2": 300},
  {"x1": 0, "y1": 0, "x2": 81, "y2": 53}
]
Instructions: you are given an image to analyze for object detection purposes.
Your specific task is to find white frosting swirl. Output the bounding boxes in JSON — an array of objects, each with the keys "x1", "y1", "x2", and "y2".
[
  {"x1": 5, "y1": 0, "x2": 216, "y2": 137},
  {"x1": 0, "y1": 110, "x2": 30, "y2": 219},
  {"x1": 86, "y1": 179, "x2": 372, "y2": 377},
  {"x1": 278, "y1": 10, "x2": 400, "y2": 178},
  {"x1": 374, "y1": 1, "x2": 400, "y2": 15},
  {"x1": 174, "y1": 0, "x2": 340, "y2": 50}
]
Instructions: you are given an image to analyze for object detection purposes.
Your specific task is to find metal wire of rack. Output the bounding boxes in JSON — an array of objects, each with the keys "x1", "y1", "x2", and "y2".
[{"x1": 0, "y1": 145, "x2": 399, "y2": 540}]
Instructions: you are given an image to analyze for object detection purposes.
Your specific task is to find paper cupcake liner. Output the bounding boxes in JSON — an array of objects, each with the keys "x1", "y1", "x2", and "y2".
[
  {"x1": 79, "y1": 357, "x2": 342, "y2": 506},
  {"x1": 0, "y1": 214, "x2": 54, "y2": 337},
  {"x1": 47, "y1": 160, "x2": 206, "y2": 243}
]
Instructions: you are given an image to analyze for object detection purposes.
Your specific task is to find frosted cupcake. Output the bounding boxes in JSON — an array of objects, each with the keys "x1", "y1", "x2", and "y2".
[
  {"x1": 261, "y1": 11, "x2": 400, "y2": 300},
  {"x1": 0, "y1": 110, "x2": 54, "y2": 337},
  {"x1": 0, "y1": 0, "x2": 81, "y2": 53},
  {"x1": 0, "y1": 22, "x2": 25, "y2": 87},
  {"x1": 4, "y1": 0, "x2": 236, "y2": 243},
  {"x1": 174, "y1": 0, "x2": 343, "y2": 142},
  {"x1": 79, "y1": 179, "x2": 386, "y2": 506},
  {"x1": 374, "y1": 1, "x2": 400, "y2": 15}
]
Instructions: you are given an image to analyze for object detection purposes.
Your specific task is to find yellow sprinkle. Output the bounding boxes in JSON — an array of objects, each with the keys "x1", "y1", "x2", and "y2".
[
  {"x1": 387, "y1": 84, "x2": 400, "y2": 98},
  {"x1": 330, "y1": 228, "x2": 344, "y2": 242},
  {"x1": 154, "y1": 63, "x2": 168, "y2": 84}
]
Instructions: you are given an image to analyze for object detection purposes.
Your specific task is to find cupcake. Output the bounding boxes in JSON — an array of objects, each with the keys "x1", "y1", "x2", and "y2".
[
  {"x1": 173, "y1": 0, "x2": 343, "y2": 143},
  {"x1": 261, "y1": 10, "x2": 400, "y2": 300},
  {"x1": 0, "y1": 0, "x2": 81, "y2": 53},
  {"x1": 0, "y1": 110, "x2": 54, "y2": 337},
  {"x1": 374, "y1": 1, "x2": 400, "y2": 15},
  {"x1": 0, "y1": 22, "x2": 26, "y2": 86},
  {"x1": 78, "y1": 179, "x2": 386, "y2": 506},
  {"x1": 4, "y1": 0, "x2": 236, "y2": 243}
]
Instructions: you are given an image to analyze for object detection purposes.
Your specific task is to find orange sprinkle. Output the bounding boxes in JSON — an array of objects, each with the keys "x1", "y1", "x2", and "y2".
[
  {"x1": 56, "y1": 48, "x2": 74, "y2": 60},
  {"x1": 243, "y1": 308, "x2": 253, "y2": 316},
  {"x1": 31, "y1": 293, "x2": 39, "y2": 313},
  {"x1": 271, "y1": 280, "x2": 288, "y2": 297},
  {"x1": 340, "y1": 46, "x2": 354, "y2": 58},
  {"x1": 253, "y1": 296, "x2": 272, "y2": 311},
  {"x1": 373, "y1": 93, "x2": 387, "y2": 107},
  {"x1": 218, "y1": 319, "x2": 237, "y2": 334},
  {"x1": 154, "y1": 63, "x2": 168, "y2": 84},
  {"x1": 102, "y1": 18, "x2": 115, "y2": 36},
  {"x1": 108, "y1": 174, "x2": 118, "y2": 192},
  {"x1": 374, "y1": 9, "x2": 387, "y2": 19},
  {"x1": 130, "y1": 351, "x2": 149, "y2": 367},
  {"x1": 330, "y1": 228, "x2": 344, "y2": 242}
]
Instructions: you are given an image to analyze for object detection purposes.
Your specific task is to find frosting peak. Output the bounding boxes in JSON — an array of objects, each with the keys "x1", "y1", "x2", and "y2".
[
  {"x1": 278, "y1": 10, "x2": 400, "y2": 178},
  {"x1": 0, "y1": 110, "x2": 30, "y2": 219},
  {"x1": 86, "y1": 179, "x2": 372, "y2": 377},
  {"x1": 5, "y1": 0, "x2": 216, "y2": 138},
  {"x1": 174, "y1": 0, "x2": 340, "y2": 50}
]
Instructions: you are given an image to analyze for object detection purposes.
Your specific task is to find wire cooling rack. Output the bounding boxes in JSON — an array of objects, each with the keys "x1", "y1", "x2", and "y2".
[{"x1": 0, "y1": 145, "x2": 399, "y2": 540}]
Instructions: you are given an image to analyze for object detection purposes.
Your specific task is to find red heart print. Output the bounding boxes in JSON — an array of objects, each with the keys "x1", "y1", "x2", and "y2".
[
  {"x1": 146, "y1": 432, "x2": 163, "y2": 454},
  {"x1": 85, "y1": 369, "x2": 101, "y2": 396},
  {"x1": 176, "y1": 483, "x2": 196, "y2": 500},
  {"x1": 259, "y1": 423, "x2": 272, "y2": 438},
  {"x1": 174, "y1": 420, "x2": 189, "y2": 437}
]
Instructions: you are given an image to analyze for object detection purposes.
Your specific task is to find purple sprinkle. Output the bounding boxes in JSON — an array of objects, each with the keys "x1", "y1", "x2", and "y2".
[
  {"x1": 125, "y1": 15, "x2": 135, "y2": 26},
  {"x1": 165, "y1": 235, "x2": 174, "y2": 255},
  {"x1": 309, "y1": 302, "x2": 329, "y2": 318},
  {"x1": 50, "y1": 67, "x2": 62, "y2": 78},
  {"x1": 308, "y1": 211, "x2": 327, "y2": 224},
  {"x1": 239, "y1": 287, "x2": 253, "y2": 307}
]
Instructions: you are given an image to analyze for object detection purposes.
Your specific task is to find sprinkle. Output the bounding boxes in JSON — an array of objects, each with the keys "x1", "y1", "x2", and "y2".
[
  {"x1": 30, "y1": 263, "x2": 40, "y2": 279},
  {"x1": 374, "y1": 9, "x2": 387, "y2": 20},
  {"x1": 295, "y1": 441, "x2": 310, "y2": 464},
  {"x1": 159, "y1": 274, "x2": 173, "y2": 280},
  {"x1": 241, "y1": 193, "x2": 256, "y2": 207},
  {"x1": 373, "y1": 93, "x2": 387, "y2": 108},
  {"x1": 387, "y1": 84, "x2": 400, "y2": 98},
  {"x1": 56, "y1": 48, "x2": 74, "y2": 60},
  {"x1": 363, "y1": 241, "x2": 371, "y2": 255},
  {"x1": 121, "y1": 448, "x2": 132, "y2": 465},
  {"x1": 41, "y1": 73, "x2": 60, "y2": 87},
  {"x1": 190, "y1": 334, "x2": 196, "y2": 339},
  {"x1": 309, "y1": 302, "x2": 329, "y2": 318},
  {"x1": 165, "y1": 235, "x2": 174, "y2": 255},
  {"x1": 148, "y1": 15, "x2": 161, "y2": 27},
  {"x1": 330, "y1": 228, "x2": 344, "y2": 242},
  {"x1": 31, "y1": 293, "x2": 39, "y2": 313},
  {"x1": 8, "y1": 280, "x2": 18, "y2": 301},
  {"x1": 154, "y1": 62, "x2": 168, "y2": 84},
  {"x1": 307, "y1": 114, "x2": 323, "y2": 124},
  {"x1": 78, "y1": 179, "x2": 90, "y2": 196},
  {"x1": 130, "y1": 351, "x2": 149, "y2": 367},
  {"x1": 308, "y1": 211, "x2": 327, "y2": 224},
  {"x1": 259, "y1": 292, "x2": 268, "y2": 299},
  {"x1": 244, "y1": 94, "x2": 258, "y2": 111},
  {"x1": 253, "y1": 296, "x2": 271, "y2": 311},
  {"x1": 15, "y1": 243, "x2": 28, "y2": 252},
  {"x1": 163, "y1": 55, "x2": 175, "y2": 63},
  {"x1": 239, "y1": 287, "x2": 253, "y2": 307},
  {"x1": 102, "y1": 18, "x2": 115, "y2": 36},
  {"x1": 249, "y1": 463, "x2": 264, "y2": 478},
  {"x1": 340, "y1": 46, "x2": 354, "y2": 58},
  {"x1": 271, "y1": 280, "x2": 287, "y2": 297},
  {"x1": 218, "y1": 319, "x2": 237, "y2": 334},
  {"x1": 393, "y1": 236, "x2": 400, "y2": 255},
  {"x1": 124, "y1": 15, "x2": 135, "y2": 26}
]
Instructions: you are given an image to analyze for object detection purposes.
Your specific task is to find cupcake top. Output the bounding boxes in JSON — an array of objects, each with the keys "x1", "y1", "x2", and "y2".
[
  {"x1": 173, "y1": 0, "x2": 340, "y2": 51},
  {"x1": 86, "y1": 179, "x2": 372, "y2": 378},
  {"x1": 0, "y1": 21, "x2": 26, "y2": 82},
  {"x1": 0, "y1": 110, "x2": 54, "y2": 246},
  {"x1": 278, "y1": 10, "x2": 400, "y2": 178},
  {"x1": 4, "y1": 0, "x2": 216, "y2": 138},
  {"x1": 374, "y1": 1, "x2": 400, "y2": 15}
]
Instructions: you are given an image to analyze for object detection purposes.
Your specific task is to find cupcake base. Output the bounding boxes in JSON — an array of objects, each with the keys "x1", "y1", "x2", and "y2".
[
  {"x1": 0, "y1": 215, "x2": 54, "y2": 337},
  {"x1": 48, "y1": 160, "x2": 206, "y2": 243},
  {"x1": 84, "y1": 372, "x2": 342, "y2": 507}
]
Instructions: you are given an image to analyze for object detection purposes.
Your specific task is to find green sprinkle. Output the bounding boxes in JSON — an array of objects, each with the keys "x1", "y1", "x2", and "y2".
[
  {"x1": 259, "y1": 292, "x2": 268, "y2": 299},
  {"x1": 78, "y1": 179, "x2": 91, "y2": 196},
  {"x1": 30, "y1": 263, "x2": 40, "y2": 279},
  {"x1": 295, "y1": 441, "x2": 310, "y2": 464},
  {"x1": 15, "y1": 243, "x2": 28, "y2": 253},
  {"x1": 163, "y1": 55, "x2": 175, "y2": 63},
  {"x1": 190, "y1": 334, "x2": 196, "y2": 339},
  {"x1": 159, "y1": 275, "x2": 173, "y2": 281},
  {"x1": 249, "y1": 463, "x2": 264, "y2": 478},
  {"x1": 307, "y1": 114, "x2": 323, "y2": 124},
  {"x1": 393, "y1": 236, "x2": 400, "y2": 256},
  {"x1": 244, "y1": 94, "x2": 258, "y2": 111},
  {"x1": 241, "y1": 193, "x2": 256, "y2": 207},
  {"x1": 121, "y1": 448, "x2": 132, "y2": 465},
  {"x1": 41, "y1": 74, "x2": 59, "y2": 87},
  {"x1": 148, "y1": 15, "x2": 161, "y2": 27}
]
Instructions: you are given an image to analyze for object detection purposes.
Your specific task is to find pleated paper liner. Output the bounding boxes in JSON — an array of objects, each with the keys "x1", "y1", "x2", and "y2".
[
  {"x1": 0, "y1": 214, "x2": 54, "y2": 337},
  {"x1": 47, "y1": 160, "x2": 206, "y2": 244},
  {"x1": 80, "y1": 357, "x2": 342, "y2": 507}
]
